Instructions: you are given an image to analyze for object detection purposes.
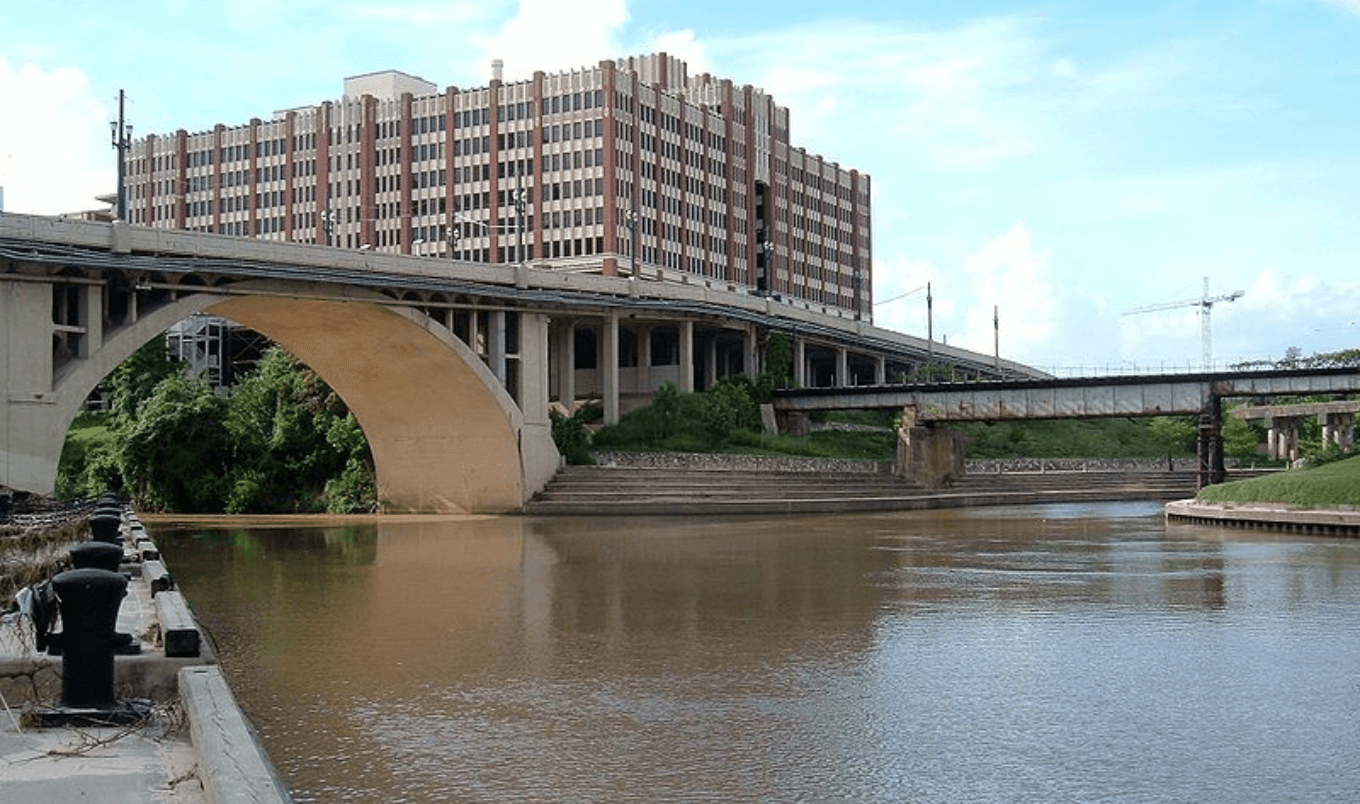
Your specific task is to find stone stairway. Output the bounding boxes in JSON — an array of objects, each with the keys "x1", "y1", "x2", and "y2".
[{"x1": 523, "y1": 465, "x2": 1206, "y2": 516}]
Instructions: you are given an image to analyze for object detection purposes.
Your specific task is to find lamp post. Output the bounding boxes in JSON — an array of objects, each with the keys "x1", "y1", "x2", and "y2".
[
  {"x1": 321, "y1": 206, "x2": 335, "y2": 247},
  {"x1": 626, "y1": 209, "x2": 638, "y2": 277},
  {"x1": 446, "y1": 221, "x2": 460, "y2": 260},
  {"x1": 109, "y1": 90, "x2": 132, "y2": 222},
  {"x1": 758, "y1": 240, "x2": 773, "y2": 295},
  {"x1": 513, "y1": 180, "x2": 526, "y2": 269}
]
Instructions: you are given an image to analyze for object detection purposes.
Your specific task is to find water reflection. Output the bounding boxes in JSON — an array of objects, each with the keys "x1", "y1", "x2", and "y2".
[{"x1": 156, "y1": 505, "x2": 1360, "y2": 803}]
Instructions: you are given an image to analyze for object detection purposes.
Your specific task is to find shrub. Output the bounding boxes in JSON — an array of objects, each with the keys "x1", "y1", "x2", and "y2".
[{"x1": 551, "y1": 406, "x2": 597, "y2": 465}]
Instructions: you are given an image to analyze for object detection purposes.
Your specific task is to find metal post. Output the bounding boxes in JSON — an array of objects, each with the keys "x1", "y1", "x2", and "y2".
[
  {"x1": 322, "y1": 204, "x2": 334, "y2": 247},
  {"x1": 626, "y1": 209, "x2": 638, "y2": 277},
  {"x1": 993, "y1": 305, "x2": 1000, "y2": 370},
  {"x1": 109, "y1": 90, "x2": 132, "y2": 222},
  {"x1": 759, "y1": 240, "x2": 772, "y2": 295},
  {"x1": 515, "y1": 171, "x2": 525, "y2": 269},
  {"x1": 927, "y1": 282, "x2": 934, "y2": 359}
]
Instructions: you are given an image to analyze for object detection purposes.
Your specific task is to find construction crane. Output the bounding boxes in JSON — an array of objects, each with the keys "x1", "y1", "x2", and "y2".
[{"x1": 1124, "y1": 277, "x2": 1244, "y2": 369}]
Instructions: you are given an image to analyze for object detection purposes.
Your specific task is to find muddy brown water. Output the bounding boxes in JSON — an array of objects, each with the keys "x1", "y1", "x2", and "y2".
[{"x1": 155, "y1": 503, "x2": 1360, "y2": 803}]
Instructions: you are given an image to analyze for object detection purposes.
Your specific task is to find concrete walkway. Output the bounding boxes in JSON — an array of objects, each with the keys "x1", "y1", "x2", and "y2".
[
  {"x1": 1166, "y1": 499, "x2": 1360, "y2": 535},
  {"x1": 1, "y1": 508, "x2": 291, "y2": 803}
]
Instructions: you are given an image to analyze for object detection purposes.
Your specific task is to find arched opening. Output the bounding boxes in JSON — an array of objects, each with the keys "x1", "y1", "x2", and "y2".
[{"x1": 41, "y1": 286, "x2": 555, "y2": 513}]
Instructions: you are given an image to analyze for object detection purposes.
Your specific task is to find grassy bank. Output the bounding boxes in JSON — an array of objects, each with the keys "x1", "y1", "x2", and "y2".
[{"x1": 1197, "y1": 455, "x2": 1360, "y2": 508}]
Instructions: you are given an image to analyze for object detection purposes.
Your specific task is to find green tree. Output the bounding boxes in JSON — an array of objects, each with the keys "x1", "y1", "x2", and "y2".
[
  {"x1": 118, "y1": 373, "x2": 233, "y2": 512},
  {"x1": 756, "y1": 332, "x2": 793, "y2": 399},
  {"x1": 224, "y1": 347, "x2": 374, "y2": 513},
  {"x1": 1148, "y1": 416, "x2": 1197, "y2": 454},
  {"x1": 106, "y1": 335, "x2": 182, "y2": 424},
  {"x1": 702, "y1": 375, "x2": 762, "y2": 446}
]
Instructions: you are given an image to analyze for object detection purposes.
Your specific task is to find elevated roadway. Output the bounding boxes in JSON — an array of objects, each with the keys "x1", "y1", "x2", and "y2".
[{"x1": 2, "y1": 213, "x2": 1035, "y2": 511}]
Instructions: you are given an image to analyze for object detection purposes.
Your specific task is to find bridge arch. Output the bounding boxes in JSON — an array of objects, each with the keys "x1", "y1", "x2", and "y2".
[{"x1": 48, "y1": 283, "x2": 555, "y2": 513}]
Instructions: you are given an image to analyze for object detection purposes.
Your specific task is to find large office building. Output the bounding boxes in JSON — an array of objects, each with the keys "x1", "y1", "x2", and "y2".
[{"x1": 121, "y1": 53, "x2": 873, "y2": 318}]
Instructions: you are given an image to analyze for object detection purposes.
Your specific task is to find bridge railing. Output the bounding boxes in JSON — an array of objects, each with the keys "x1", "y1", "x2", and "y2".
[{"x1": 1029, "y1": 357, "x2": 1328, "y2": 381}]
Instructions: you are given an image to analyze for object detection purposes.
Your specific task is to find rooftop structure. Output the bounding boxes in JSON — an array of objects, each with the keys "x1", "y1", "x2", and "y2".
[{"x1": 121, "y1": 53, "x2": 873, "y2": 318}]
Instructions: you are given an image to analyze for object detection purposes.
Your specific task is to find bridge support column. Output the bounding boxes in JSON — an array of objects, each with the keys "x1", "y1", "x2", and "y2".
[
  {"x1": 490, "y1": 311, "x2": 507, "y2": 386},
  {"x1": 1267, "y1": 416, "x2": 1301, "y2": 462},
  {"x1": 639, "y1": 325, "x2": 653, "y2": 393},
  {"x1": 678, "y1": 320, "x2": 694, "y2": 393},
  {"x1": 874, "y1": 356, "x2": 886, "y2": 385},
  {"x1": 704, "y1": 335, "x2": 718, "y2": 390},
  {"x1": 1, "y1": 278, "x2": 62, "y2": 494},
  {"x1": 1321, "y1": 412, "x2": 1355, "y2": 453},
  {"x1": 518, "y1": 312, "x2": 557, "y2": 485},
  {"x1": 518, "y1": 313, "x2": 550, "y2": 425},
  {"x1": 555, "y1": 320, "x2": 575, "y2": 411},
  {"x1": 1197, "y1": 397, "x2": 1225, "y2": 487},
  {"x1": 78, "y1": 284, "x2": 103, "y2": 358},
  {"x1": 836, "y1": 347, "x2": 848, "y2": 386},
  {"x1": 793, "y1": 338, "x2": 806, "y2": 388},
  {"x1": 744, "y1": 324, "x2": 759, "y2": 377},
  {"x1": 893, "y1": 408, "x2": 964, "y2": 488},
  {"x1": 603, "y1": 311, "x2": 619, "y2": 425}
]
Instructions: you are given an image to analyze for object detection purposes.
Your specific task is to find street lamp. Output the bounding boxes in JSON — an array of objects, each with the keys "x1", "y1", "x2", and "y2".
[
  {"x1": 625, "y1": 209, "x2": 638, "y2": 277},
  {"x1": 321, "y1": 207, "x2": 335, "y2": 247},
  {"x1": 445, "y1": 222, "x2": 460, "y2": 260},
  {"x1": 758, "y1": 239, "x2": 773, "y2": 295},
  {"x1": 513, "y1": 183, "x2": 526, "y2": 269}
]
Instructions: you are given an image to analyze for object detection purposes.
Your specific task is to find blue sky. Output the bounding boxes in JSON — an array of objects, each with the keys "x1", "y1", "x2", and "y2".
[{"x1": 2, "y1": 0, "x2": 1357, "y2": 374}]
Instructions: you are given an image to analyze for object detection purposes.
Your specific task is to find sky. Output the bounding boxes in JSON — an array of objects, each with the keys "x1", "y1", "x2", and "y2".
[{"x1": 2, "y1": 0, "x2": 1357, "y2": 375}]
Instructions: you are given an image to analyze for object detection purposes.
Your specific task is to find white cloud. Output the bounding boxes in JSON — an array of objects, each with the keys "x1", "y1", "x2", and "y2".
[
  {"x1": 1050, "y1": 58, "x2": 1076, "y2": 79},
  {"x1": 351, "y1": 1, "x2": 489, "y2": 26},
  {"x1": 478, "y1": 0, "x2": 628, "y2": 80},
  {"x1": 1324, "y1": 0, "x2": 1360, "y2": 15},
  {"x1": 958, "y1": 222, "x2": 1057, "y2": 359},
  {"x1": 0, "y1": 58, "x2": 113, "y2": 214},
  {"x1": 648, "y1": 29, "x2": 711, "y2": 74},
  {"x1": 872, "y1": 254, "x2": 942, "y2": 338}
]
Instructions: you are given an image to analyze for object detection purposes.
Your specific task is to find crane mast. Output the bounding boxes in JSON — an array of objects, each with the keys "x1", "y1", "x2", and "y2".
[{"x1": 1124, "y1": 277, "x2": 1245, "y2": 369}]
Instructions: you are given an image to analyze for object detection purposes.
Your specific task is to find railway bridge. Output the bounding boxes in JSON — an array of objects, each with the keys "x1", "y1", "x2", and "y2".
[{"x1": 774, "y1": 369, "x2": 1360, "y2": 486}]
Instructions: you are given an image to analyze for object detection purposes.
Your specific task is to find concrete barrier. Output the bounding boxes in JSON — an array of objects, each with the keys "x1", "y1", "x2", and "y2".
[
  {"x1": 179, "y1": 665, "x2": 293, "y2": 804},
  {"x1": 154, "y1": 590, "x2": 200, "y2": 657}
]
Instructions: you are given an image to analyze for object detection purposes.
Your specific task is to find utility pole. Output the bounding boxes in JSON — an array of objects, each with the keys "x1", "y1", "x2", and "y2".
[
  {"x1": 927, "y1": 282, "x2": 934, "y2": 358},
  {"x1": 993, "y1": 305, "x2": 1000, "y2": 370},
  {"x1": 109, "y1": 90, "x2": 132, "y2": 221}
]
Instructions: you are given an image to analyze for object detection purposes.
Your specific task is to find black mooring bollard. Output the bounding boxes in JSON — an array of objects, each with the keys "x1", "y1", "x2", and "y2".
[
  {"x1": 89, "y1": 512, "x2": 123, "y2": 544},
  {"x1": 70, "y1": 541, "x2": 125, "y2": 572},
  {"x1": 51, "y1": 568, "x2": 128, "y2": 709}
]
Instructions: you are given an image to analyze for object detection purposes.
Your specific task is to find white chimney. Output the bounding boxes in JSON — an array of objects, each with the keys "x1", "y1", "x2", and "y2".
[{"x1": 491, "y1": 58, "x2": 504, "y2": 82}]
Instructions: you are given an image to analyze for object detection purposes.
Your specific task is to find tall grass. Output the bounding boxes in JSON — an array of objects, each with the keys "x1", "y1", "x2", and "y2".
[{"x1": 1197, "y1": 455, "x2": 1360, "y2": 508}]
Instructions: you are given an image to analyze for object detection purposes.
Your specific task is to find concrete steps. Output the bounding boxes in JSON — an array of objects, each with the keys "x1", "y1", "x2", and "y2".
[{"x1": 523, "y1": 465, "x2": 1207, "y2": 516}]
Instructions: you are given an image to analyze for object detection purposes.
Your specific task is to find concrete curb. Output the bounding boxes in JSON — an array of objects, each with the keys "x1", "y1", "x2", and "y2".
[
  {"x1": 1165, "y1": 499, "x2": 1360, "y2": 535},
  {"x1": 179, "y1": 665, "x2": 293, "y2": 804}
]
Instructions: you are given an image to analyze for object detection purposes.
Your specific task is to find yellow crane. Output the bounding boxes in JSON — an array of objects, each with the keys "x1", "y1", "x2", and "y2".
[{"x1": 1124, "y1": 277, "x2": 1244, "y2": 369}]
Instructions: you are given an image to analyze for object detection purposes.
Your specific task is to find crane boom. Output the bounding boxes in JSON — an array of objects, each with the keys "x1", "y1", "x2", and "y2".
[{"x1": 1123, "y1": 277, "x2": 1245, "y2": 368}]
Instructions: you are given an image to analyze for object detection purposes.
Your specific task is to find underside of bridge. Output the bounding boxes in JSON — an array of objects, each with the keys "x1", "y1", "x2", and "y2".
[
  {"x1": 2, "y1": 276, "x2": 558, "y2": 513},
  {"x1": 205, "y1": 295, "x2": 556, "y2": 513}
]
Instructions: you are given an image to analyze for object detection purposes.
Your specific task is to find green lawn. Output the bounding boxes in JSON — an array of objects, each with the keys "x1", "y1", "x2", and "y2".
[{"x1": 1197, "y1": 455, "x2": 1360, "y2": 508}]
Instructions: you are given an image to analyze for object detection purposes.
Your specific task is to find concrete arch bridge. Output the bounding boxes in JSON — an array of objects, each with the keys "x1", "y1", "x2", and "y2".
[{"x1": 1, "y1": 214, "x2": 1033, "y2": 512}]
